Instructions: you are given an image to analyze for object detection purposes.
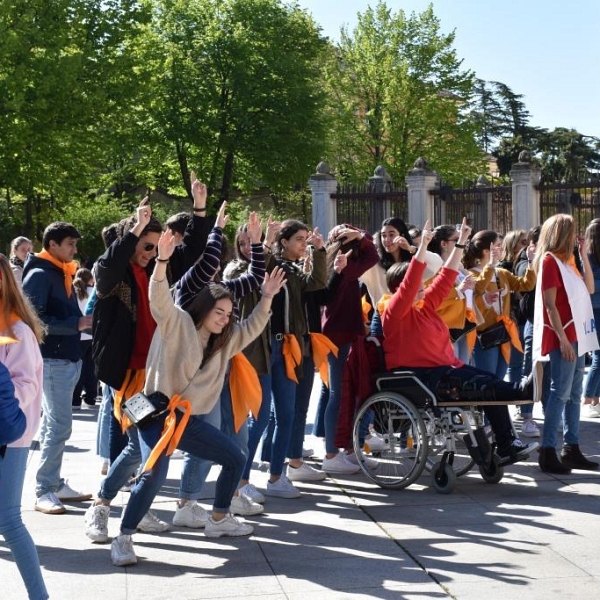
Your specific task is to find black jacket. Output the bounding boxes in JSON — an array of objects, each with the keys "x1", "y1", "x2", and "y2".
[{"x1": 92, "y1": 233, "x2": 152, "y2": 389}]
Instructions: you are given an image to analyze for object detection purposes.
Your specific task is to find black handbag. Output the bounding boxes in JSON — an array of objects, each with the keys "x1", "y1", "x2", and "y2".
[
  {"x1": 449, "y1": 320, "x2": 477, "y2": 344},
  {"x1": 122, "y1": 392, "x2": 168, "y2": 429},
  {"x1": 477, "y1": 320, "x2": 510, "y2": 349}
]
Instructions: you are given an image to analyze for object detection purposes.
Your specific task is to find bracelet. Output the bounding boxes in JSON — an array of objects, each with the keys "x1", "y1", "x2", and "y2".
[
  {"x1": 455, "y1": 243, "x2": 466, "y2": 249},
  {"x1": 156, "y1": 258, "x2": 169, "y2": 263},
  {"x1": 263, "y1": 243, "x2": 271, "y2": 250},
  {"x1": 409, "y1": 246, "x2": 417, "y2": 254},
  {"x1": 193, "y1": 208, "x2": 207, "y2": 213}
]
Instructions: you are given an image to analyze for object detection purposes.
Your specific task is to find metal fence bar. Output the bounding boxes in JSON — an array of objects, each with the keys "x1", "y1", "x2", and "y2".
[{"x1": 539, "y1": 181, "x2": 600, "y2": 233}]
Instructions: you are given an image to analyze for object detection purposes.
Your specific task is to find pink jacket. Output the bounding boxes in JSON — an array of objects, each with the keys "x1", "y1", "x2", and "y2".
[{"x1": 0, "y1": 320, "x2": 43, "y2": 448}]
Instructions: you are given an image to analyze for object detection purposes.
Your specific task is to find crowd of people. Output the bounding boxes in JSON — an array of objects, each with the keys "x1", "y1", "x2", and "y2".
[{"x1": 2, "y1": 174, "x2": 600, "y2": 596}]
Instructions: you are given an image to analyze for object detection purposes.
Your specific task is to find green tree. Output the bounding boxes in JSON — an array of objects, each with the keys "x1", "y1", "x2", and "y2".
[
  {"x1": 324, "y1": 1, "x2": 484, "y2": 186},
  {"x1": 135, "y1": 0, "x2": 328, "y2": 203}
]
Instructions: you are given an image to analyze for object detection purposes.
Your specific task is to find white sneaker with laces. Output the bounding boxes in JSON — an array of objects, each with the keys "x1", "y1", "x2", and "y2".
[
  {"x1": 364, "y1": 433, "x2": 388, "y2": 453},
  {"x1": 287, "y1": 462, "x2": 326, "y2": 481},
  {"x1": 521, "y1": 419, "x2": 541, "y2": 438},
  {"x1": 111, "y1": 534, "x2": 137, "y2": 566},
  {"x1": 35, "y1": 491, "x2": 66, "y2": 515},
  {"x1": 205, "y1": 514, "x2": 254, "y2": 538},
  {"x1": 172, "y1": 500, "x2": 208, "y2": 528},
  {"x1": 345, "y1": 452, "x2": 379, "y2": 470},
  {"x1": 84, "y1": 504, "x2": 110, "y2": 543},
  {"x1": 238, "y1": 483, "x2": 265, "y2": 504},
  {"x1": 230, "y1": 494, "x2": 264, "y2": 516},
  {"x1": 56, "y1": 481, "x2": 92, "y2": 502},
  {"x1": 265, "y1": 475, "x2": 301, "y2": 498},
  {"x1": 584, "y1": 404, "x2": 600, "y2": 418},
  {"x1": 136, "y1": 509, "x2": 170, "y2": 533},
  {"x1": 322, "y1": 453, "x2": 361, "y2": 474}
]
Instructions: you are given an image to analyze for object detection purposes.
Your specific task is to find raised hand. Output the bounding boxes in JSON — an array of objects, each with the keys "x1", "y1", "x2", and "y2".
[
  {"x1": 157, "y1": 230, "x2": 177, "y2": 261},
  {"x1": 307, "y1": 226, "x2": 324, "y2": 249},
  {"x1": 135, "y1": 197, "x2": 152, "y2": 229},
  {"x1": 393, "y1": 235, "x2": 412, "y2": 251},
  {"x1": 247, "y1": 211, "x2": 262, "y2": 244},
  {"x1": 489, "y1": 242, "x2": 501, "y2": 267},
  {"x1": 190, "y1": 171, "x2": 207, "y2": 207},
  {"x1": 458, "y1": 217, "x2": 471, "y2": 245},
  {"x1": 332, "y1": 227, "x2": 362, "y2": 243},
  {"x1": 215, "y1": 201, "x2": 230, "y2": 230},
  {"x1": 262, "y1": 266, "x2": 287, "y2": 298},
  {"x1": 333, "y1": 249, "x2": 353, "y2": 273},
  {"x1": 265, "y1": 215, "x2": 281, "y2": 247},
  {"x1": 419, "y1": 220, "x2": 434, "y2": 248}
]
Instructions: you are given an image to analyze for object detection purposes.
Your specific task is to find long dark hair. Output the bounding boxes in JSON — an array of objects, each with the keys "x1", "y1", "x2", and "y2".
[
  {"x1": 429, "y1": 225, "x2": 458, "y2": 257},
  {"x1": 462, "y1": 230, "x2": 499, "y2": 269},
  {"x1": 186, "y1": 283, "x2": 235, "y2": 367},
  {"x1": 585, "y1": 219, "x2": 600, "y2": 266},
  {"x1": 73, "y1": 268, "x2": 94, "y2": 301},
  {"x1": 376, "y1": 217, "x2": 413, "y2": 270},
  {"x1": 325, "y1": 224, "x2": 361, "y2": 275}
]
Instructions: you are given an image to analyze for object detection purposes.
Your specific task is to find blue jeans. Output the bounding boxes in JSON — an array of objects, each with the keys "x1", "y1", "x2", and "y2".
[
  {"x1": 472, "y1": 339, "x2": 507, "y2": 380},
  {"x1": 242, "y1": 372, "x2": 272, "y2": 480},
  {"x1": 453, "y1": 336, "x2": 471, "y2": 365},
  {"x1": 583, "y1": 308, "x2": 600, "y2": 397},
  {"x1": 318, "y1": 343, "x2": 350, "y2": 454},
  {"x1": 99, "y1": 427, "x2": 141, "y2": 502},
  {"x1": 542, "y1": 343, "x2": 584, "y2": 449},
  {"x1": 288, "y1": 353, "x2": 315, "y2": 459},
  {"x1": 120, "y1": 411, "x2": 245, "y2": 534},
  {"x1": 0, "y1": 447, "x2": 49, "y2": 600},
  {"x1": 96, "y1": 383, "x2": 112, "y2": 459},
  {"x1": 505, "y1": 322, "x2": 525, "y2": 384},
  {"x1": 36, "y1": 358, "x2": 82, "y2": 497},
  {"x1": 267, "y1": 338, "x2": 297, "y2": 476}
]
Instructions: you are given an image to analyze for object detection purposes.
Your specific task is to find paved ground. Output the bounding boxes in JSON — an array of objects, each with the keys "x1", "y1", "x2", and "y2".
[{"x1": 3, "y1": 390, "x2": 600, "y2": 599}]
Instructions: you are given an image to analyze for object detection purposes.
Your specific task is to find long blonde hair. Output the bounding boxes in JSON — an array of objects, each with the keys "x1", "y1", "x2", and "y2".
[
  {"x1": 0, "y1": 254, "x2": 46, "y2": 343},
  {"x1": 501, "y1": 229, "x2": 526, "y2": 263},
  {"x1": 532, "y1": 214, "x2": 576, "y2": 273}
]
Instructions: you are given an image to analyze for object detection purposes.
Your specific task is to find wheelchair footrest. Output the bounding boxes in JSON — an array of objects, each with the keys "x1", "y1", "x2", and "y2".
[{"x1": 463, "y1": 427, "x2": 494, "y2": 467}]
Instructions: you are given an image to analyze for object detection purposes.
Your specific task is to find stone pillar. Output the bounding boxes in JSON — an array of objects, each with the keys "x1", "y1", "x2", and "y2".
[
  {"x1": 405, "y1": 157, "x2": 438, "y2": 226},
  {"x1": 510, "y1": 151, "x2": 541, "y2": 231},
  {"x1": 367, "y1": 165, "x2": 393, "y2": 232},
  {"x1": 309, "y1": 161, "x2": 338, "y2": 235}
]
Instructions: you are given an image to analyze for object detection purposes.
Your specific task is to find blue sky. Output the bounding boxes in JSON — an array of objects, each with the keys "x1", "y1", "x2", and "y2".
[{"x1": 294, "y1": 0, "x2": 600, "y2": 139}]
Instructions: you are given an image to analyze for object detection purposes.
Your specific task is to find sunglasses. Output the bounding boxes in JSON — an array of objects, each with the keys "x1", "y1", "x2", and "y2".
[{"x1": 142, "y1": 243, "x2": 157, "y2": 252}]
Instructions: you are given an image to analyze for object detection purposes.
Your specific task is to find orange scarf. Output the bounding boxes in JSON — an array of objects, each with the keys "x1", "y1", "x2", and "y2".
[
  {"x1": 310, "y1": 333, "x2": 339, "y2": 388},
  {"x1": 465, "y1": 308, "x2": 478, "y2": 355},
  {"x1": 497, "y1": 314, "x2": 524, "y2": 364},
  {"x1": 141, "y1": 394, "x2": 192, "y2": 473},
  {"x1": 0, "y1": 303, "x2": 19, "y2": 346},
  {"x1": 113, "y1": 369, "x2": 146, "y2": 431},
  {"x1": 229, "y1": 353, "x2": 262, "y2": 432},
  {"x1": 361, "y1": 295, "x2": 372, "y2": 324},
  {"x1": 36, "y1": 250, "x2": 78, "y2": 298},
  {"x1": 282, "y1": 334, "x2": 302, "y2": 383}
]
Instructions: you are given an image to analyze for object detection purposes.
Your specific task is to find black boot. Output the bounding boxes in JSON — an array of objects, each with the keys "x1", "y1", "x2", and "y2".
[
  {"x1": 560, "y1": 444, "x2": 599, "y2": 471},
  {"x1": 539, "y1": 447, "x2": 571, "y2": 474}
]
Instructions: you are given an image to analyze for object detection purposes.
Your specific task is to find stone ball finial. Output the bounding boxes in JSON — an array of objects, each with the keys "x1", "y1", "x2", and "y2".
[
  {"x1": 518, "y1": 150, "x2": 531, "y2": 163},
  {"x1": 374, "y1": 165, "x2": 388, "y2": 178},
  {"x1": 476, "y1": 174, "x2": 489, "y2": 187},
  {"x1": 316, "y1": 161, "x2": 331, "y2": 175}
]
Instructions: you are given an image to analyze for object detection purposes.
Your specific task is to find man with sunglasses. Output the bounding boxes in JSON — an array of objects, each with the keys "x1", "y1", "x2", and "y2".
[{"x1": 22, "y1": 221, "x2": 94, "y2": 514}]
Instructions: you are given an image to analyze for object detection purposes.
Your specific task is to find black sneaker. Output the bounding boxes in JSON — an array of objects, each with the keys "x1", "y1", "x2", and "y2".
[{"x1": 497, "y1": 439, "x2": 539, "y2": 466}]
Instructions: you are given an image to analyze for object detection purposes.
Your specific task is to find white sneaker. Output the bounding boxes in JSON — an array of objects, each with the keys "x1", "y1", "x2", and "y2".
[
  {"x1": 111, "y1": 534, "x2": 137, "y2": 566},
  {"x1": 238, "y1": 483, "x2": 265, "y2": 504},
  {"x1": 364, "y1": 433, "x2": 388, "y2": 453},
  {"x1": 584, "y1": 404, "x2": 600, "y2": 418},
  {"x1": 230, "y1": 494, "x2": 264, "y2": 516},
  {"x1": 521, "y1": 419, "x2": 541, "y2": 438},
  {"x1": 56, "y1": 481, "x2": 92, "y2": 502},
  {"x1": 172, "y1": 500, "x2": 208, "y2": 528},
  {"x1": 136, "y1": 509, "x2": 170, "y2": 533},
  {"x1": 265, "y1": 475, "x2": 301, "y2": 499},
  {"x1": 302, "y1": 447, "x2": 314, "y2": 458},
  {"x1": 287, "y1": 462, "x2": 326, "y2": 482},
  {"x1": 205, "y1": 513, "x2": 254, "y2": 538},
  {"x1": 171, "y1": 449, "x2": 185, "y2": 459},
  {"x1": 35, "y1": 491, "x2": 66, "y2": 515},
  {"x1": 322, "y1": 453, "x2": 361, "y2": 474},
  {"x1": 84, "y1": 504, "x2": 110, "y2": 543},
  {"x1": 345, "y1": 452, "x2": 379, "y2": 470}
]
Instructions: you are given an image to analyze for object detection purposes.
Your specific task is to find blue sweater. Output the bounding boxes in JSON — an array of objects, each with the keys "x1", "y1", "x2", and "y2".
[{"x1": 0, "y1": 360, "x2": 26, "y2": 447}]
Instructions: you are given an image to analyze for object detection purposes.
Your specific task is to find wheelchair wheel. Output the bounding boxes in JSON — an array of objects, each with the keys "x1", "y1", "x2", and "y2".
[
  {"x1": 478, "y1": 455, "x2": 504, "y2": 484},
  {"x1": 353, "y1": 392, "x2": 427, "y2": 489},
  {"x1": 431, "y1": 462, "x2": 457, "y2": 494},
  {"x1": 423, "y1": 409, "x2": 475, "y2": 477}
]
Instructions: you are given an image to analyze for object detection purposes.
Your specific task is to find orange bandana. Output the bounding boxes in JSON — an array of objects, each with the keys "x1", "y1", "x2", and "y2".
[
  {"x1": 229, "y1": 353, "x2": 262, "y2": 432},
  {"x1": 36, "y1": 250, "x2": 78, "y2": 297},
  {"x1": 0, "y1": 301, "x2": 19, "y2": 346},
  {"x1": 310, "y1": 333, "x2": 339, "y2": 388},
  {"x1": 282, "y1": 334, "x2": 302, "y2": 383}
]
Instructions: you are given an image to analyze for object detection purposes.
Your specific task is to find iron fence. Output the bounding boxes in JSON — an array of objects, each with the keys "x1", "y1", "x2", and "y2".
[
  {"x1": 331, "y1": 184, "x2": 408, "y2": 233},
  {"x1": 430, "y1": 185, "x2": 512, "y2": 234},
  {"x1": 539, "y1": 181, "x2": 600, "y2": 233}
]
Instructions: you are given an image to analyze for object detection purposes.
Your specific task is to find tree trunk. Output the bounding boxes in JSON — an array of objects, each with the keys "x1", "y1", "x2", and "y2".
[
  {"x1": 176, "y1": 140, "x2": 190, "y2": 199},
  {"x1": 220, "y1": 149, "x2": 235, "y2": 203}
]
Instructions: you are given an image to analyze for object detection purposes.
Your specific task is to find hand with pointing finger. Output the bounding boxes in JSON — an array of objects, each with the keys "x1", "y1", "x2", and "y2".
[{"x1": 333, "y1": 248, "x2": 354, "y2": 273}]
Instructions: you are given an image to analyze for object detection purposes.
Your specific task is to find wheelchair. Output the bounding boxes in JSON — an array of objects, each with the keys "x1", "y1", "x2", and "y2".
[{"x1": 351, "y1": 340, "x2": 530, "y2": 494}]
